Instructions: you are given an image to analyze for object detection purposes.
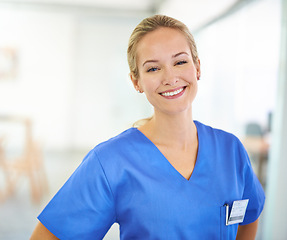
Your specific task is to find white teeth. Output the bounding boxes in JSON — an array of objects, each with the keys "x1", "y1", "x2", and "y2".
[{"x1": 161, "y1": 88, "x2": 184, "y2": 97}]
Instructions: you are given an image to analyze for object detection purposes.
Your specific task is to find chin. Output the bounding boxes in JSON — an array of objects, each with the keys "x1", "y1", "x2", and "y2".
[{"x1": 158, "y1": 105, "x2": 193, "y2": 116}]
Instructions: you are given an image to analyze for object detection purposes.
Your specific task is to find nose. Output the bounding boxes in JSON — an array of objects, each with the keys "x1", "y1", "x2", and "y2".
[{"x1": 162, "y1": 67, "x2": 178, "y2": 86}]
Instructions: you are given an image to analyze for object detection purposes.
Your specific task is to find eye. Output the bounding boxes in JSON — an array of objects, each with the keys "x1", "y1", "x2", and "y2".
[
  {"x1": 147, "y1": 67, "x2": 159, "y2": 72},
  {"x1": 175, "y1": 60, "x2": 187, "y2": 66}
]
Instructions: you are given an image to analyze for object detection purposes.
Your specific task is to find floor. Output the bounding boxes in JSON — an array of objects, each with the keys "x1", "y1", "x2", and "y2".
[{"x1": 0, "y1": 150, "x2": 264, "y2": 240}]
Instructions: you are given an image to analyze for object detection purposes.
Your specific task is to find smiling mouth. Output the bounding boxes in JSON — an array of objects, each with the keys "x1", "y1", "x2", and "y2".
[{"x1": 160, "y1": 87, "x2": 185, "y2": 97}]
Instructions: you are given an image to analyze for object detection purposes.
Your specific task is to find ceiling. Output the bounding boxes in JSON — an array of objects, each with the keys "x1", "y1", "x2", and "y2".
[
  {"x1": 159, "y1": 0, "x2": 239, "y2": 30},
  {"x1": 1, "y1": 0, "x2": 240, "y2": 30},
  {"x1": 1, "y1": 0, "x2": 157, "y2": 10}
]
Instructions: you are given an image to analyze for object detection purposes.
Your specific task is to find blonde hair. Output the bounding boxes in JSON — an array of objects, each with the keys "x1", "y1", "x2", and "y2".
[{"x1": 127, "y1": 14, "x2": 199, "y2": 79}]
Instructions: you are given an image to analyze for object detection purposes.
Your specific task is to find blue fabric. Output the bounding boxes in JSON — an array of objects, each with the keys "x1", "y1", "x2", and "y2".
[{"x1": 38, "y1": 121, "x2": 265, "y2": 240}]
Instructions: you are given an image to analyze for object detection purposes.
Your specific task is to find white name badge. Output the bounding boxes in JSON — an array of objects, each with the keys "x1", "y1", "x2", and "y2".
[{"x1": 225, "y1": 199, "x2": 249, "y2": 225}]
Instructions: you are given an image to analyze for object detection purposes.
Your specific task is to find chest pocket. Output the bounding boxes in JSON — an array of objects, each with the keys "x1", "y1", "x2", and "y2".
[{"x1": 220, "y1": 205, "x2": 239, "y2": 240}]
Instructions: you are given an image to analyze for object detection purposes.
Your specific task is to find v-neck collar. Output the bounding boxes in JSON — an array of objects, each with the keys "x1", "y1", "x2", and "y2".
[{"x1": 132, "y1": 121, "x2": 202, "y2": 182}]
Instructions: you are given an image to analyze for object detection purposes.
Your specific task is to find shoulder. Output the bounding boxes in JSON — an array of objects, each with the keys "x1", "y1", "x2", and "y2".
[
  {"x1": 93, "y1": 128, "x2": 141, "y2": 155},
  {"x1": 76, "y1": 128, "x2": 142, "y2": 182},
  {"x1": 195, "y1": 120, "x2": 241, "y2": 143},
  {"x1": 87, "y1": 127, "x2": 142, "y2": 166},
  {"x1": 195, "y1": 120, "x2": 247, "y2": 159}
]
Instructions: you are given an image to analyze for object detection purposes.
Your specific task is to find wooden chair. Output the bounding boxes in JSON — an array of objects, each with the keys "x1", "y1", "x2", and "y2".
[{"x1": 0, "y1": 116, "x2": 48, "y2": 203}]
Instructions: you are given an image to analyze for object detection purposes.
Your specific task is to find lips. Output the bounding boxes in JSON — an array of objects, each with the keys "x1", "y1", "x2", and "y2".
[{"x1": 160, "y1": 87, "x2": 186, "y2": 97}]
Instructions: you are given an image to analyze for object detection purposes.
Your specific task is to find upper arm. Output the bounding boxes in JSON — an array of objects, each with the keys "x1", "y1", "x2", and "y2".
[
  {"x1": 238, "y1": 140, "x2": 265, "y2": 225},
  {"x1": 30, "y1": 221, "x2": 59, "y2": 240},
  {"x1": 236, "y1": 219, "x2": 259, "y2": 240}
]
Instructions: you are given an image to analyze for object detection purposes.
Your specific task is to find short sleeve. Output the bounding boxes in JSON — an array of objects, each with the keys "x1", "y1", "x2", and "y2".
[
  {"x1": 239, "y1": 144, "x2": 265, "y2": 225},
  {"x1": 38, "y1": 149, "x2": 116, "y2": 240}
]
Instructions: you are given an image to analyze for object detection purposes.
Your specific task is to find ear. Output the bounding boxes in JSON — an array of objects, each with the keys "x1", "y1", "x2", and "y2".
[
  {"x1": 130, "y1": 72, "x2": 142, "y2": 93},
  {"x1": 195, "y1": 58, "x2": 201, "y2": 80}
]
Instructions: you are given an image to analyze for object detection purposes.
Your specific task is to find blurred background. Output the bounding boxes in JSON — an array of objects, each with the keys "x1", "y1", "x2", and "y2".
[{"x1": 0, "y1": 0, "x2": 286, "y2": 239}]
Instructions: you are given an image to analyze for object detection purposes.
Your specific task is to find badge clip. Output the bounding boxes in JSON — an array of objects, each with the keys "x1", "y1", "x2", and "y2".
[{"x1": 225, "y1": 199, "x2": 249, "y2": 226}]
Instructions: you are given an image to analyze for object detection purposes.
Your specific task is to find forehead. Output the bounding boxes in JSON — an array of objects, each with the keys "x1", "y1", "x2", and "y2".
[{"x1": 136, "y1": 27, "x2": 191, "y2": 62}]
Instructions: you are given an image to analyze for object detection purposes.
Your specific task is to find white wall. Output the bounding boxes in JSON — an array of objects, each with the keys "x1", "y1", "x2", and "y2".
[
  {"x1": 0, "y1": 8, "x2": 76, "y2": 150},
  {"x1": 0, "y1": 6, "x2": 151, "y2": 152},
  {"x1": 191, "y1": 0, "x2": 280, "y2": 137},
  {"x1": 263, "y1": 0, "x2": 287, "y2": 238},
  {"x1": 71, "y1": 15, "x2": 152, "y2": 150}
]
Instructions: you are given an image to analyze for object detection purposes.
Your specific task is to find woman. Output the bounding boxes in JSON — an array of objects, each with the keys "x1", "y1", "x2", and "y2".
[{"x1": 30, "y1": 15, "x2": 265, "y2": 240}]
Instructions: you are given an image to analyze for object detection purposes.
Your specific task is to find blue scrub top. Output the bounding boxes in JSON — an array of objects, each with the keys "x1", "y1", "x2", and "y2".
[{"x1": 38, "y1": 121, "x2": 265, "y2": 240}]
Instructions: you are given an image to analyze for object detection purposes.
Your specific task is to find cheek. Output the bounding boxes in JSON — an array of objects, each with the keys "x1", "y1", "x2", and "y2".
[
  {"x1": 184, "y1": 69, "x2": 197, "y2": 83},
  {"x1": 139, "y1": 76, "x2": 159, "y2": 91}
]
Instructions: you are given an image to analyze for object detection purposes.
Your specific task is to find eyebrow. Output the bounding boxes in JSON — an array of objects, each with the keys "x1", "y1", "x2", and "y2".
[
  {"x1": 142, "y1": 52, "x2": 189, "y2": 67},
  {"x1": 142, "y1": 60, "x2": 158, "y2": 67},
  {"x1": 172, "y1": 51, "x2": 189, "y2": 58}
]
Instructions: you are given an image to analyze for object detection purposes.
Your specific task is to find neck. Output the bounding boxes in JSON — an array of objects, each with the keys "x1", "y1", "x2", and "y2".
[{"x1": 139, "y1": 109, "x2": 197, "y2": 149}]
